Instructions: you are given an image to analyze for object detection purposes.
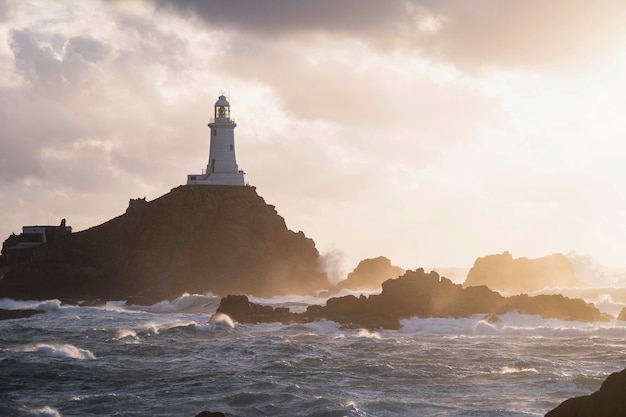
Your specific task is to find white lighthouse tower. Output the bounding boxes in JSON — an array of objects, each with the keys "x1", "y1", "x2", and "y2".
[{"x1": 187, "y1": 95, "x2": 245, "y2": 186}]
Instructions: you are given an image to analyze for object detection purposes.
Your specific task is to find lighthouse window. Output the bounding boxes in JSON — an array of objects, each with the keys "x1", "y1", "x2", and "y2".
[
  {"x1": 230, "y1": 144, "x2": 234, "y2": 151},
  {"x1": 213, "y1": 130, "x2": 216, "y2": 136}
]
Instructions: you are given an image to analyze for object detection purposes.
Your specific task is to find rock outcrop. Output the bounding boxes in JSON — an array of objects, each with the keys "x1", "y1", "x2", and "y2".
[
  {"x1": 545, "y1": 367, "x2": 626, "y2": 417},
  {"x1": 464, "y1": 251, "x2": 587, "y2": 293},
  {"x1": 194, "y1": 412, "x2": 226, "y2": 417},
  {"x1": 0, "y1": 309, "x2": 44, "y2": 321},
  {"x1": 332, "y1": 256, "x2": 405, "y2": 292},
  {"x1": 213, "y1": 268, "x2": 609, "y2": 330},
  {"x1": 0, "y1": 185, "x2": 328, "y2": 301}
]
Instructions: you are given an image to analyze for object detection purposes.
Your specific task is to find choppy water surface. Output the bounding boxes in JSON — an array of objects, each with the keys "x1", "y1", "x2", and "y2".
[{"x1": 1, "y1": 294, "x2": 626, "y2": 417}]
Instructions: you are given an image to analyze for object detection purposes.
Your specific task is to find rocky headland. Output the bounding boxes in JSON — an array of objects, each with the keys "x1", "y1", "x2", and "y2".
[
  {"x1": 464, "y1": 251, "x2": 587, "y2": 293},
  {"x1": 213, "y1": 268, "x2": 610, "y2": 330},
  {"x1": 0, "y1": 185, "x2": 328, "y2": 301}
]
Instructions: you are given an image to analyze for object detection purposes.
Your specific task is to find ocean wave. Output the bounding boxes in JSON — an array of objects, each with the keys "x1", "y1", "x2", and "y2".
[
  {"x1": 248, "y1": 289, "x2": 381, "y2": 313},
  {"x1": 399, "y1": 313, "x2": 626, "y2": 337},
  {"x1": 137, "y1": 319, "x2": 202, "y2": 335},
  {"x1": 208, "y1": 312, "x2": 235, "y2": 329},
  {"x1": 489, "y1": 366, "x2": 539, "y2": 375},
  {"x1": 356, "y1": 328, "x2": 382, "y2": 339},
  {"x1": 144, "y1": 293, "x2": 221, "y2": 314},
  {"x1": 28, "y1": 406, "x2": 62, "y2": 417},
  {"x1": 17, "y1": 343, "x2": 96, "y2": 360},
  {"x1": 115, "y1": 329, "x2": 138, "y2": 340},
  {"x1": 0, "y1": 298, "x2": 62, "y2": 311}
]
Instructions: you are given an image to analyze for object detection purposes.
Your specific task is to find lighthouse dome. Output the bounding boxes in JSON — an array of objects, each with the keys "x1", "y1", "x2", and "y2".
[{"x1": 215, "y1": 95, "x2": 230, "y2": 106}]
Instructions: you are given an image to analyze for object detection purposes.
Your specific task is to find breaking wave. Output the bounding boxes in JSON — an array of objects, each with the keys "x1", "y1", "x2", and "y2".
[
  {"x1": 28, "y1": 406, "x2": 62, "y2": 417},
  {"x1": 145, "y1": 293, "x2": 221, "y2": 314},
  {"x1": 0, "y1": 298, "x2": 62, "y2": 311},
  {"x1": 17, "y1": 343, "x2": 96, "y2": 360}
]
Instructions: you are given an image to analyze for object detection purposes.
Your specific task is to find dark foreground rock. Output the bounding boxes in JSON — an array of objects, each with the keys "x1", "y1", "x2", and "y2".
[
  {"x1": 214, "y1": 268, "x2": 609, "y2": 330},
  {"x1": 464, "y1": 251, "x2": 586, "y2": 293},
  {"x1": 195, "y1": 412, "x2": 226, "y2": 417},
  {"x1": 0, "y1": 185, "x2": 328, "y2": 301},
  {"x1": 0, "y1": 309, "x2": 44, "y2": 320},
  {"x1": 545, "y1": 367, "x2": 626, "y2": 417}
]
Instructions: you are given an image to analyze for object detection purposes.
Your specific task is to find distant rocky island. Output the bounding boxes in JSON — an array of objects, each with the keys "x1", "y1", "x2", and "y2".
[
  {"x1": 0, "y1": 185, "x2": 328, "y2": 301},
  {"x1": 464, "y1": 251, "x2": 587, "y2": 293},
  {"x1": 329, "y1": 256, "x2": 405, "y2": 293}
]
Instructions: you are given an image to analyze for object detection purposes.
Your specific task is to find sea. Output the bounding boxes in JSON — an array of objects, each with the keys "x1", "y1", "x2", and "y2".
[{"x1": 1, "y1": 291, "x2": 626, "y2": 417}]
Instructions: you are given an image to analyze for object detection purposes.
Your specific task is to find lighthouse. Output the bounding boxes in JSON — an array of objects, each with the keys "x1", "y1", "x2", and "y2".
[{"x1": 187, "y1": 95, "x2": 245, "y2": 186}]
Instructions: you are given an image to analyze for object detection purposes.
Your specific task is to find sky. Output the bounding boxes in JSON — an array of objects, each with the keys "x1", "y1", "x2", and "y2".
[{"x1": 2, "y1": 0, "x2": 626, "y2": 280}]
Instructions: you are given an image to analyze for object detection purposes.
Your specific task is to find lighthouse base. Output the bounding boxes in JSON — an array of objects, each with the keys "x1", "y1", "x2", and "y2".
[{"x1": 187, "y1": 172, "x2": 245, "y2": 186}]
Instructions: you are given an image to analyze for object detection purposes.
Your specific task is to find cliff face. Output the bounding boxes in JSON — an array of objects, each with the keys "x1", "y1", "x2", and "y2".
[
  {"x1": 0, "y1": 185, "x2": 328, "y2": 300},
  {"x1": 464, "y1": 251, "x2": 587, "y2": 293}
]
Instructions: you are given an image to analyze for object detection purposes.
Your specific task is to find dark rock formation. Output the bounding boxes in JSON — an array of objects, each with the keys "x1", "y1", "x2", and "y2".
[
  {"x1": 0, "y1": 185, "x2": 328, "y2": 301},
  {"x1": 194, "y1": 412, "x2": 226, "y2": 417},
  {"x1": 0, "y1": 309, "x2": 44, "y2": 321},
  {"x1": 332, "y1": 256, "x2": 405, "y2": 292},
  {"x1": 215, "y1": 295, "x2": 293, "y2": 324},
  {"x1": 213, "y1": 268, "x2": 609, "y2": 330},
  {"x1": 545, "y1": 367, "x2": 626, "y2": 417},
  {"x1": 464, "y1": 251, "x2": 587, "y2": 293}
]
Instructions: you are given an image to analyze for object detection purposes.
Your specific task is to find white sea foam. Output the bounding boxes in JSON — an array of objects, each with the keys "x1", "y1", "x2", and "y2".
[
  {"x1": 137, "y1": 319, "x2": 199, "y2": 335},
  {"x1": 103, "y1": 300, "x2": 134, "y2": 313},
  {"x1": 115, "y1": 329, "x2": 137, "y2": 340},
  {"x1": 0, "y1": 298, "x2": 62, "y2": 311},
  {"x1": 592, "y1": 294, "x2": 624, "y2": 316},
  {"x1": 356, "y1": 328, "x2": 382, "y2": 339},
  {"x1": 247, "y1": 293, "x2": 328, "y2": 313},
  {"x1": 18, "y1": 343, "x2": 96, "y2": 360},
  {"x1": 208, "y1": 312, "x2": 235, "y2": 328},
  {"x1": 399, "y1": 313, "x2": 626, "y2": 338},
  {"x1": 490, "y1": 366, "x2": 539, "y2": 375},
  {"x1": 29, "y1": 406, "x2": 62, "y2": 417},
  {"x1": 147, "y1": 293, "x2": 220, "y2": 314}
]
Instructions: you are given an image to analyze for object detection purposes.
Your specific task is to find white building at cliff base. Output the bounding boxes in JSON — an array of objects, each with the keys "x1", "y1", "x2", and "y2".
[{"x1": 187, "y1": 95, "x2": 245, "y2": 186}]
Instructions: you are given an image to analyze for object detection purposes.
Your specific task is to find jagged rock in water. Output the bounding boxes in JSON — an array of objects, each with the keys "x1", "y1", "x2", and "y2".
[
  {"x1": 332, "y1": 256, "x2": 405, "y2": 292},
  {"x1": 545, "y1": 367, "x2": 626, "y2": 417},
  {"x1": 213, "y1": 295, "x2": 294, "y2": 324},
  {"x1": 214, "y1": 268, "x2": 608, "y2": 330},
  {"x1": 0, "y1": 185, "x2": 328, "y2": 301},
  {"x1": 464, "y1": 251, "x2": 587, "y2": 293},
  {"x1": 0, "y1": 309, "x2": 44, "y2": 321}
]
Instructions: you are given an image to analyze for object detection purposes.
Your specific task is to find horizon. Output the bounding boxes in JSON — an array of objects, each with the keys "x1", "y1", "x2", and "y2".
[{"x1": 2, "y1": 1, "x2": 626, "y2": 279}]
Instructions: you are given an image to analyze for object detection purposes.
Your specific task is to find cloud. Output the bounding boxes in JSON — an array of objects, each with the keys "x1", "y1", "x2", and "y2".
[
  {"x1": 0, "y1": 88, "x2": 84, "y2": 182},
  {"x1": 155, "y1": 0, "x2": 626, "y2": 72},
  {"x1": 413, "y1": 0, "x2": 626, "y2": 70},
  {"x1": 153, "y1": 0, "x2": 402, "y2": 38}
]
